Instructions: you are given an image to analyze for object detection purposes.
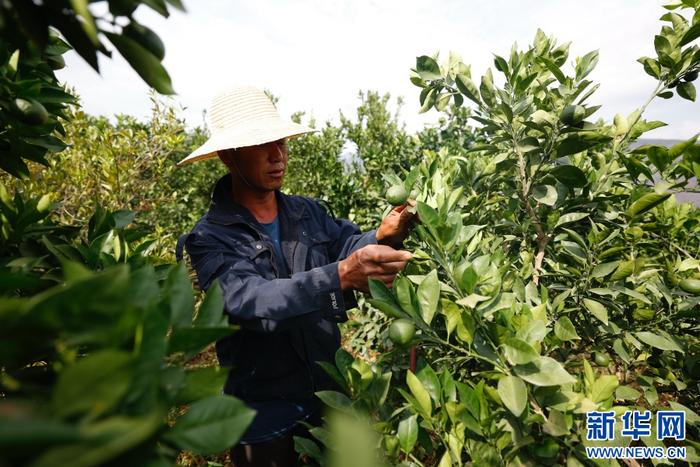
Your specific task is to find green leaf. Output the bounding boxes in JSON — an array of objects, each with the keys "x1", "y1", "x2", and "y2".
[
  {"x1": 616, "y1": 385, "x2": 641, "y2": 401},
  {"x1": 294, "y1": 436, "x2": 323, "y2": 462},
  {"x1": 416, "y1": 55, "x2": 442, "y2": 80},
  {"x1": 164, "y1": 262, "x2": 194, "y2": 327},
  {"x1": 551, "y1": 165, "x2": 588, "y2": 188},
  {"x1": 543, "y1": 409, "x2": 569, "y2": 437},
  {"x1": 668, "y1": 402, "x2": 700, "y2": 425},
  {"x1": 396, "y1": 276, "x2": 418, "y2": 318},
  {"x1": 417, "y1": 269, "x2": 440, "y2": 324},
  {"x1": 514, "y1": 356, "x2": 576, "y2": 387},
  {"x1": 53, "y1": 351, "x2": 132, "y2": 418},
  {"x1": 316, "y1": 390, "x2": 353, "y2": 413},
  {"x1": 416, "y1": 201, "x2": 440, "y2": 239},
  {"x1": 0, "y1": 418, "x2": 80, "y2": 446},
  {"x1": 532, "y1": 185, "x2": 558, "y2": 206},
  {"x1": 316, "y1": 361, "x2": 349, "y2": 394},
  {"x1": 32, "y1": 412, "x2": 163, "y2": 467},
  {"x1": 125, "y1": 307, "x2": 169, "y2": 411},
  {"x1": 610, "y1": 260, "x2": 635, "y2": 282},
  {"x1": 583, "y1": 298, "x2": 608, "y2": 325},
  {"x1": 654, "y1": 35, "x2": 673, "y2": 56},
  {"x1": 679, "y1": 22, "x2": 700, "y2": 47},
  {"x1": 591, "y1": 261, "x2": 620, "y2": 279},
  {"x1": 668, "y1": 135, "x2": 698, "y2": 158},
  {"x1": 163, "y1": 395, "x2": 255, "y2": 454},
  {"x1": 104, "y1": 33, "x2": 175, "y2": 94},
  {"x1": 368, "y1": 279, "x2": 403, "y2": 318},
  {"x1": 503, "y1": 337, "x2": 539, "y2": 365},
  {"x1": 677, "y1": 82, "x2": 696, "y2": 101},
  {"x1": 194, "y1": 280, "x2": 226, "y2": 327},
  {"x1": 455, "y1": 74, "x2": 481, "y2": 104},
  {"x1": 517, "y1": 320, "x2": 549, "y2": 346},
  {"x1": 480, "y1": 68, "x2": 496, "y2": 106},
  {"x1": 397, "y1": 415, "x2": 418, "y2": 454},
  {"x1": 556, "y1": 135, "x2": 611, "y2": 157},
  {"x1": 540, "y1": 57, "x2": 566, "y2": 83},
  {"x1": 69, "y1": 0, "x2": 98, "y2": 44},
  {"x1": 576, "y1": 50, "x2": 599, "y2": 80},
  {"x1": 638, "y1": 57, "x2": 661, "y2": 79},
  {"x1": 419, "y1": 88, "x2": 437, "y2": 113},
  {"x1": 407, "y1": 370, "x2": 432, "y2": 416},
  {"x1": 613, "y1": 339, "x2": 630, "y2": 364},
  {"x1": 591, "y1": 375, "x2": 619, "y2": 403},
  {"x1": 635, "y1": 331, "x2": 684, "y2": 353},
  {"x1": 175, "y1": 367, "x2": 229, "y2": 405},
  {"x1": 554, "y1": 212, "x2": 589, "y2": 229},
  {"x1": 554, "y1": 316, "x2": 580, "y2": 341},
  {"x1": 456, "y1": 293, "x2": 490, "y2": 308},
  {"x1": 367, "y1": 298, "x2": 404, "y2": 319},
  {"x1": 626, "y1": 192, "x2": 671, "y2": 217},
  {"x1": 498, "y1": 375, "x2": 527, "y2": 416},
  {"x1": 416, "y1": 364, "x2": 441, "y2": 404}
]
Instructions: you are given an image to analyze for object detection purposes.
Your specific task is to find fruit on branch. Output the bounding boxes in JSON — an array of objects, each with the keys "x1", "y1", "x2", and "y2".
[
  {"x1": 11, "y1": 98, "x2": 49, "y2": 125},
  {"x1": 594, "y1": 352, "x2": 611, "y2": 367},
  {"x1": 386, "y1": 185, "x2": 408, "y2": 206},
  {"x1": 559, "y1": 104, "x2": 585, "y2": 126},
  {"x1": 388, "y1": 318, "x2": 415, "y2": 346}
]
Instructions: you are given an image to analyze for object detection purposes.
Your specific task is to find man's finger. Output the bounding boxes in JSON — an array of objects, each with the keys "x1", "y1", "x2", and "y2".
[
  {"x1": 375, "y1": 260, "x2": 411, "y2": 273},
  {"x1": 372, "y1": 250, "x2": 413, "y2": 263}
]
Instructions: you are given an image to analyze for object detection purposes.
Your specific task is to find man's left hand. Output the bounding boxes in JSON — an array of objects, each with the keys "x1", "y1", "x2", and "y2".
[{"x1": 376, "y1": 200, "x2": 419, "y2": 248}]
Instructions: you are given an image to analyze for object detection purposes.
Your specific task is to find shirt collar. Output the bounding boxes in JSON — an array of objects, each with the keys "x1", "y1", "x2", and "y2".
[{"x1": 206, "y1": 174, "x2": 307, "y2": 225}]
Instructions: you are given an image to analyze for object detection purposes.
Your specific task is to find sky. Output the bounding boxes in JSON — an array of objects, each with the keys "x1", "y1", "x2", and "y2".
[{"x1": 57, "y1": 0, "x2": 699, "y2": 139}]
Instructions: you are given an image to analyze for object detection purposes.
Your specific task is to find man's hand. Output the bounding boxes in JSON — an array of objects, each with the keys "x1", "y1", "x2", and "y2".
[
  {"x1": 376, "y1": 201, "x2": 419, "y2": 248},
  {"x1": 338, "y1": 244, "x2": 412, "y2": 293}
]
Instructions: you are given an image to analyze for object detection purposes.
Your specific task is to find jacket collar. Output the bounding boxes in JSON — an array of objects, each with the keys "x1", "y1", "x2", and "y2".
[{"x1": 206, "y1": 174, "x2": 307, "y2": 225}]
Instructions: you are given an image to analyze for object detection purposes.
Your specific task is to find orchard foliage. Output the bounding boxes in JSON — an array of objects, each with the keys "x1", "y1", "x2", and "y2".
[
  {"x1": 0, "y1": 0, "x2": 181, "y2": 177},
  {"x1": 298, "y1": 2, "x2": 700, "y2": 466},
  {"x1": 0, "y1": 2, "x2": 259, "y2": 466}
]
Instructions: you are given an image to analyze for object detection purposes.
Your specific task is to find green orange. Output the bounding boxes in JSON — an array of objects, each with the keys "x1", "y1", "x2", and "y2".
[{"x1": 388, "y1": 319, "x2": 415, "y2": 346}]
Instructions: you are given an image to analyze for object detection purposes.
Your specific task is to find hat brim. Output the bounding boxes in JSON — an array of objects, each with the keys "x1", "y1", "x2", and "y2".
[{"x1": 177, "y1": 120, "x2": 316, "y2": 166}]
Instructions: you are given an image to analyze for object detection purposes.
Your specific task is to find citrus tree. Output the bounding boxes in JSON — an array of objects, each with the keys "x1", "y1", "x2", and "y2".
[{"x1": 300, "y1": 2, "x2": 700, "y2": 466}]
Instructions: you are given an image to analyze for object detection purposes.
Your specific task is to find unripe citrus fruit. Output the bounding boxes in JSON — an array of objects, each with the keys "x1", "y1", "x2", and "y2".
[
  {"x1": 594, "y1": 352, "x2": 611, "y2": 367},
  {"x1": 559, "y1": 105, "x2": 586, "y2": 126},
  {"x1": 386, "y1": 185, "x2": 408, "y2": 206},
  {"x1": 388, "y1": 318, "x2": 415, "y2": 346},
  {"x1": 679, "y1": 278, "x2": 700, "y2": 294},
  {"x1": 46, "y1": 54, "x2": 65, "y2": 70},
  {"x1": 12, "y1": 98, "x2": 49, "y2": 125}
]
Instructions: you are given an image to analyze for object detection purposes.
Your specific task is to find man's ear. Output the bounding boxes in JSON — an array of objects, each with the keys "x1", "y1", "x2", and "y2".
[{"x1": 217, "y1": 148, "x2": 236, "y2": 171}]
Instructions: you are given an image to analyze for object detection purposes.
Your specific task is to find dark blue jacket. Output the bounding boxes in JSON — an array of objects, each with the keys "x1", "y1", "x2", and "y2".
[{"x1": 182, "y1": 175, "x2": 376, "y2": 401}]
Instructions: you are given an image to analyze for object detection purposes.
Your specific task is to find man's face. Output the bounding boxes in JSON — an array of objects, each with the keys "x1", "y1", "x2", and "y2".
[{"x1": 223, "y1": 139, "x2": 288, "y2": 192}]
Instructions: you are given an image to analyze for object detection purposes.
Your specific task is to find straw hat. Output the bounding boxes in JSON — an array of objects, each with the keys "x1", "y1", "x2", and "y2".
[{"x1": 177, "y1": 85, "x2": 315, "y2": 165}]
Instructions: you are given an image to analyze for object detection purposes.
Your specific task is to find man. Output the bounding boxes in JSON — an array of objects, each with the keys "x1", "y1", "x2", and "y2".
[{"x1": 177, "y1": 85, "x2": 415, "y2": 466}]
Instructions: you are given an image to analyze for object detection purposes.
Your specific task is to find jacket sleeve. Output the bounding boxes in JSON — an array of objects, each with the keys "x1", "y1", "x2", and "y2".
[
  {"x1": 185, "y1": 229, "x2": 350, "y2": 333},
  {"x1": 312, "y1": 201, "x2": 377, "y2": 261}
]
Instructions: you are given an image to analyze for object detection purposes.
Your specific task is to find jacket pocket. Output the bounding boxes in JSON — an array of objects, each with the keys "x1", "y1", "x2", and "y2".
[
  {"x1": 307, "y1": 230, "x2": 332, "y2": 268},
  {"x1": 246, "y1": 240, "x2": 277, "y2": 279}
]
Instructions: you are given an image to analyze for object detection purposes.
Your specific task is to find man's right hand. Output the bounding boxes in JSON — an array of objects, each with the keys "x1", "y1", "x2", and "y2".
[{"x1": 338, "y1": 244, "x2": 413, "y2": 293}]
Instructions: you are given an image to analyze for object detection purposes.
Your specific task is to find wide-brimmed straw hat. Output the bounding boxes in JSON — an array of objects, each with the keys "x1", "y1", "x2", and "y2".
[{"x1": 177, "y1": 85, "x2": 315, "y2": 165}]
